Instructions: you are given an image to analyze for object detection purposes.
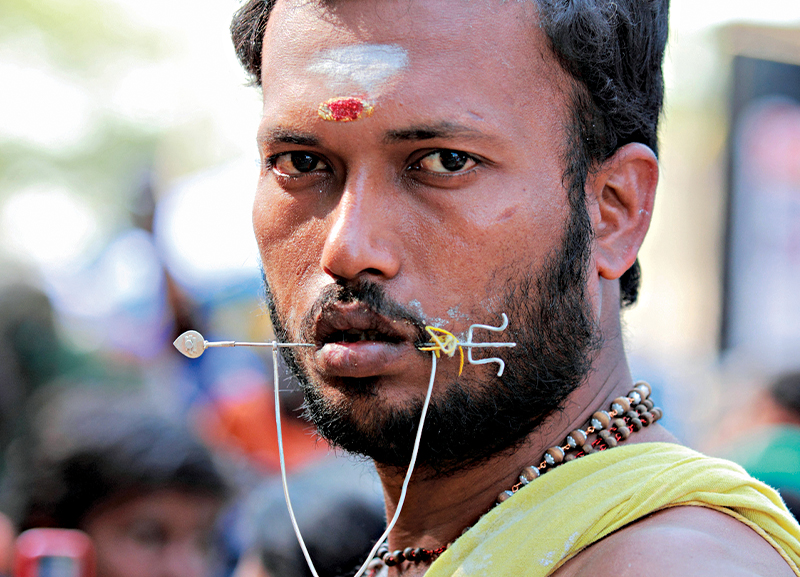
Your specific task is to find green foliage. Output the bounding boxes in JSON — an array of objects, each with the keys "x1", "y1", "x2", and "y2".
[
  {"x1": 0, "y1": 0, "x2": 165, "y2": 72},
  {"x1": 0, "y1": 0, "x2": 166, "y2": 224}
]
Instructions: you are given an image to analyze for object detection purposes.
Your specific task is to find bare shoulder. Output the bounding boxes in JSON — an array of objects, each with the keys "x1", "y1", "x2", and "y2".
[{"x1": 553, "y1": 506, "x2": 797, "y2": 577}]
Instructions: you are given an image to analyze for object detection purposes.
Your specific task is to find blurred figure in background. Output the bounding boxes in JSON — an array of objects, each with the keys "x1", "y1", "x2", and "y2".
[
  {"x1": 716, "y1": 370, "x2": 800, "y2": 519},
  {"x1": 235, "y1": 458, "x2": 384, "y2": 577},
  {"x1": 5, "y1": 397, "x2": 229, "y2": 577},
  {"x1": 0, "y1": 511, "x2": 12, "y2": 577},
  {"x1": 0, "y1": 283, "x2": 68, "y2": 476}
]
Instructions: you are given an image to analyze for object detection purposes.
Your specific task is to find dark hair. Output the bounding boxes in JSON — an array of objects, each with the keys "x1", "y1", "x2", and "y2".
[
  {"x1": 230, "y1": 0, "x2": 670, "y2": 306},
  {"x1": 258, "y1": 498, "x2": 384, "y2": 577},
  {"x1": 15, "y1": 409, "x2": 229, "y2": 531}
]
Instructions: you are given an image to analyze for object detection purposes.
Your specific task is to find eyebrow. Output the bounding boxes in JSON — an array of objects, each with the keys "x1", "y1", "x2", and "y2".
[
  {"x1": 257, "y1": 121, "x2": 495, "y2": 148},
  {"x1": 257, "y1": 127, "x2": 320, "y2": 148},
  {"x1": 383, "y1": 122, "x2": 493, "y2": 144}
]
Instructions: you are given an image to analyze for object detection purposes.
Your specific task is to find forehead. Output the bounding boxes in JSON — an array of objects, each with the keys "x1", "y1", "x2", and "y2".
[{"x1": 259, "y1": 0, "x2": 569, "y2": 139}]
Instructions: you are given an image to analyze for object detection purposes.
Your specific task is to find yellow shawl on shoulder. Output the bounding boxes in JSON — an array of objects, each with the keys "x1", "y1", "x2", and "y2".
[{"x1": 427, "y1": 442, "x2": 800, "y2": 576}]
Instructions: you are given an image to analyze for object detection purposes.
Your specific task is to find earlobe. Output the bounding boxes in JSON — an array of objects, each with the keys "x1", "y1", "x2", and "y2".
[{"x1": 589, "y1": 143, "x2": 658, "y2": 280}]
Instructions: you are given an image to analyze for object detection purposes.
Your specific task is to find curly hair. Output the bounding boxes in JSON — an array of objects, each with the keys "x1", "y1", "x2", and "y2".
[{"x1": 230, "y1": 0, "x2": 669, "y2": 307}]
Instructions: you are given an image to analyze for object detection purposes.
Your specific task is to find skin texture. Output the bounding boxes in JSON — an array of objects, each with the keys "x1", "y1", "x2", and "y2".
[
  {"x1": 252, "y1": 0, "x2": 795, "y2": 574},
  {"x1": 81, "y1": 490, "x2": 223, "y2": 577}
]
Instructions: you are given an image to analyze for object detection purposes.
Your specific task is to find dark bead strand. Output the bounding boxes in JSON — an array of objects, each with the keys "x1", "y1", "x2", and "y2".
[
  {"x1": 499, "y1": 381, "x2": 662, "y2": 504},
  {"x1": 372, "y1": 541, "x2": 446, "y2": 571},
  {"x1": 369, "y1": 383, "x2": 662, "y2": 576}
]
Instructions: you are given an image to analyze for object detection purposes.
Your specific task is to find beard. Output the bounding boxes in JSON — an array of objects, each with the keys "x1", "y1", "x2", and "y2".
[{"x1": 263, "y1": 201, "x2": 601, "y2": 477}]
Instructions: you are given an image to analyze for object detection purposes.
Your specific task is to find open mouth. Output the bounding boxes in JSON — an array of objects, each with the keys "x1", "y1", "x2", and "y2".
[
  {"x1": 328, "y1": 328, "x2": 405, "y2": 344},
  {"x1": 309, "y1": 303, "x2": 426, "y2": 377}
]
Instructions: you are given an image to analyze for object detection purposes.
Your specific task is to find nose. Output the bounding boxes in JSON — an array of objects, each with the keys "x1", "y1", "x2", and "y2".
[{"x1": 320, "y1": 170, "x2": 401, "y2": 281}]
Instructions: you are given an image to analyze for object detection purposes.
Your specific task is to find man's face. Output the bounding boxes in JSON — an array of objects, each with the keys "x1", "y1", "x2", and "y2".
[
  {"x1": 83, "y1": 490, "x2": 223, "y2": 577},
  {"x1": 254, "y1": 0, "x2": 599, "y2": 471}
]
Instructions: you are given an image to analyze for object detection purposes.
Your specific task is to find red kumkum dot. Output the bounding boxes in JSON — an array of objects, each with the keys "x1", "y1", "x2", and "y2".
[{"x1": 319, "y1": 97, "x2": 373, "y2": 122}]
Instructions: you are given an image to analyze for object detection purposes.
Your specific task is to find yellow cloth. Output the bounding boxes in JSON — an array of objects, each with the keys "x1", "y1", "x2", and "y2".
[{"x1": 427, "y1": 442, "x2": 800, "y2": 576}]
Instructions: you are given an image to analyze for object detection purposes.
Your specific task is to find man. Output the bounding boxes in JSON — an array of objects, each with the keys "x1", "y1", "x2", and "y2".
[
  {"x1": 229, "y1": 0, "x2": 800, "y2": 575},
  {"x1": 10, "y1": 403, "x2": 228, "y2": 577}
]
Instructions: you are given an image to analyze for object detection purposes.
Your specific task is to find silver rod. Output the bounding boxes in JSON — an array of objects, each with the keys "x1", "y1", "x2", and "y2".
[
  {"x1": 205, "y1": 340, "x2": 514, "y2": 349},
  {"x1": 205, "y1": 340, "x2": 315, "y2": 348},
  {"x1": 425, "y1": 342, "x2": 516, "y2": 349}
]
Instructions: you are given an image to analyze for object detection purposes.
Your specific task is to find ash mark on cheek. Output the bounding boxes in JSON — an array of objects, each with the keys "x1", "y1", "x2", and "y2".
[
  {"x1": 407, "y1": 300, "x2": 451, "y2": 329},
  {"x1": 447, "y1": 306, "x2": 469, "y2": 321}
]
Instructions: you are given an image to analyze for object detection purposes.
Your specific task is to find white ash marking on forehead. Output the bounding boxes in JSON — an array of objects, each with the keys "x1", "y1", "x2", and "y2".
[{"x1": 307, "y1": 44, "x2": 408, "y2": 94}]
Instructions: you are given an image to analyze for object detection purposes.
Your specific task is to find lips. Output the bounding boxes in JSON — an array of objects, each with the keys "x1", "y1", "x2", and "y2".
[{"x1": 311, "y1": 303, "x2": 421, "y2": 378}]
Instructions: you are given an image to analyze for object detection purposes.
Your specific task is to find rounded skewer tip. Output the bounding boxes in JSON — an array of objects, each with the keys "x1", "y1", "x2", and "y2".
[{"x1": 174, "y1": 330, "x2": 206, "y2": 359}]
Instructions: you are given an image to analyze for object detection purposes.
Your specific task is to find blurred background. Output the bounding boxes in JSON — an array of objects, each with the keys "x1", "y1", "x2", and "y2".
[{"x1": 0, "y1": 0, "x2": 799, "y2": 575}]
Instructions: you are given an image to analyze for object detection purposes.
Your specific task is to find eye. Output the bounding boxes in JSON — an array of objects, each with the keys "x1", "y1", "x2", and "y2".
[
  {"x1": 126, "y1": 520, "x2": 169, "y2": 550},
  {"x1": 269, "y1": 151, "x2": 327, "y2": 176},
  {"x1": 415, "y1": 150, "x2": 478, "y2": 173}
]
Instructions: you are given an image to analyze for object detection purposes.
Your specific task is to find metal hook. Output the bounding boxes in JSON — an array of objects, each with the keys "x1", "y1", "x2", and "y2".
[
  {"x1": 465, "y1": 313, "x2": 515, "y2": 377},
  {"x1": 418, "y1": 313, "x2": 516, "y2": 377}
]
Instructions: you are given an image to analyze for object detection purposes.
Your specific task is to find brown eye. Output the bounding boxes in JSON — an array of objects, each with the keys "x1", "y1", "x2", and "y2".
[
  {"x1": 272, "y1": 152, "x2": 327, "y2": 175},
  {"x1": 417, "y1": 150, "x2": 477, "y2": 173}
]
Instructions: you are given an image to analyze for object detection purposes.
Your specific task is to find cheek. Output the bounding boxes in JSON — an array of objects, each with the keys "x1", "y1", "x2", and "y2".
[
  {"x1": 89, "y1": 532, "x2": 153, "y2": 577},
  {"x1": 253, "y1": 188, "x2": 326, "y2": 312}
]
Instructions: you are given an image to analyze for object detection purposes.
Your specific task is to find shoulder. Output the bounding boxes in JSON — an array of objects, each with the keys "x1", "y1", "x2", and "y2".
[{"x1": 553, "y1": 505, "x2": 797, "y2": 577}]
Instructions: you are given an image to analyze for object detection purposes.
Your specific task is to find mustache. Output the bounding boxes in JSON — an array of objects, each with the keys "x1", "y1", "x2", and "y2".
[{"x1": 298, "y1": 280, "x2": 429, "y2": 344}]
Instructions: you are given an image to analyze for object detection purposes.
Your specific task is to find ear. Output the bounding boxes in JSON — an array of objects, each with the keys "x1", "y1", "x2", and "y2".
[{"x1": 587, "y1": 143, "x2": 658, "y2": 280}]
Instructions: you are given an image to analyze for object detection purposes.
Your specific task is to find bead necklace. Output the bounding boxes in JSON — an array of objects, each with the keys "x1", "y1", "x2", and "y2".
[{"x1": 366, "y1": 381, "x2": 662, "y2": 576}]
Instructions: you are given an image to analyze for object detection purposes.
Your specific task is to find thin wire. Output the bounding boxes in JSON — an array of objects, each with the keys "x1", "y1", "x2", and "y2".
[
  {"x1": 352, "y1": 353, "x2": 437, "y2": 577},
  {"x1": 272, "y1": 342, "x2": 438, "y2": 577},
  {"x1": 272, "y1": 342, "x2": 320, "y2": 577}
]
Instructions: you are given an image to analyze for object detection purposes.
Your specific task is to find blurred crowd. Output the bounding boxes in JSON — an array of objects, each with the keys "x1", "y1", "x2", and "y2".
[{"x1": 0, "y1": 178, "x2": 385, "y2": 577}]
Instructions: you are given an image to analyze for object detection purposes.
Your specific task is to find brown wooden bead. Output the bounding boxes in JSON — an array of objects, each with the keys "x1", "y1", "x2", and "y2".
[
  {"x1": 564, "y1": 453, "x2": 578, "y2": 462},
  {"x1": 611, "y1": 418, "x2": 628, "y2": 438},
  {"x1": 611, "y1": 397, "x2": 631, "y2": 415},
  {"x1": 567, "y1": 429, "x2": 587, "y2": 447},
  {"x1": 641, "y1": 411, "x2": 654, "y2": 426},
  {"x1": 598, "y1": 429, "x2": 617, "y2": 447},
  {"x1": 591, "y1": 410, "x2": 611, "y2": 430},
  {"x1": 643, "y1": 399, "x2": 654, "y2": 410},
  {"x1": 582, "y1": 442, "x2": 596, "y2": 454},
  {"x1": 626, "y1": 411, "x2": 643, "y2": 431},
  {"x1": 520, "y1": 466, "x2": 540, "y2": 484},
  {"x1": 634, "y1": 380, "x2": 652, "y2": 397},
  {"x1": 635, "y1": 404, "x2": 648, "y2": 414},
  {"x1": 545, "y1": 446, "x2": 565, "y2": 465},
  {"x1": 496, "y1": 490, "x2": 514, "y2": 504}
]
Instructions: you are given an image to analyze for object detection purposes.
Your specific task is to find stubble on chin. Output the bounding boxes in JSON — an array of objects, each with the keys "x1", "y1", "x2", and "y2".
[{"x1": 260, "y1": 202, "x2": 601, "y2": 476}]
